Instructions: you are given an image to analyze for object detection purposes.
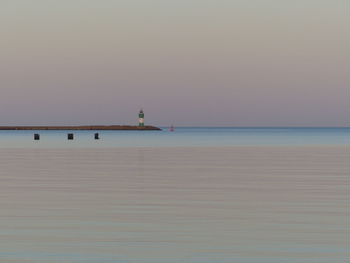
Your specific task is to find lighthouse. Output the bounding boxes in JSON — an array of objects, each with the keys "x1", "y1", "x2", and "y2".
[{"x1": 139, "y1": 109, "x2": 145, "y2": 127}]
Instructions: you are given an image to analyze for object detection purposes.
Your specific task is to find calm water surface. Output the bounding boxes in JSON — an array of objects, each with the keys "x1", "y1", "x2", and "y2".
[
  {"x1": 0, "y1": 128, "x2": 349, "y2": 262},
  {"x1": 1, "y1": 127, "x2": 350, "y2": 148}
]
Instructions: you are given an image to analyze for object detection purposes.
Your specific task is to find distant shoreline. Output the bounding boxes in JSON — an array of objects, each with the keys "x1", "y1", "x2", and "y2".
[{"x1": 0, "y1": 125, "x2": 161, "y2": 131}]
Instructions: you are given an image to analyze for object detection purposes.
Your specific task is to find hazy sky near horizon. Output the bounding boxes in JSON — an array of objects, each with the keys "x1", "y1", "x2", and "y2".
[{"x1": 1, "y1": 0, "x2": 350, "y2": 126}]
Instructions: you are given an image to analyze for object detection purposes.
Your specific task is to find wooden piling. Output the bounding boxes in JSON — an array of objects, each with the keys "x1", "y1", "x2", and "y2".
[
  {"x1": 34, "y1": 134, "x2": 40, "y2": 140},
  {"x1": 67, "y1": 133, "x2": 74, "y2": 140}
]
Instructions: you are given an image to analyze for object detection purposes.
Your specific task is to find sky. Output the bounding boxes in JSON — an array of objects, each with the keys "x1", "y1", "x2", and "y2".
[{"x1": 0, "y1": 0, "x2": 349, "y2": 126}]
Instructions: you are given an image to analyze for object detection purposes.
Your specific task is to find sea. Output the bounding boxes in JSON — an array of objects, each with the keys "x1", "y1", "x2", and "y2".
[
  {"x1": 1, "y1": 127, "x2": 350, "y2": 263},
  {"x1": 1, "y1": 127, "x2": 350, "y2": 148}
]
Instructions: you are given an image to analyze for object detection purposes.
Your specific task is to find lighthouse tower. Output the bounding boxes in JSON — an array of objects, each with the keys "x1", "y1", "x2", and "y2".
[{"x1": 139, "y1": 109, "x2": 145, "y2": 127}]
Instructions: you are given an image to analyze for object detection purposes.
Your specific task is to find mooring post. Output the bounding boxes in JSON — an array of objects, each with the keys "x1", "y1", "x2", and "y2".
[
  {"x1": 34, "y1": 134, "x2": 40, "y2": 140},
  {"x1": 94, "y1": 133, "x2": 100, "y2": 140},
  {"x1": 68, "y1": 133, "x2": 74, "y2": 140}
]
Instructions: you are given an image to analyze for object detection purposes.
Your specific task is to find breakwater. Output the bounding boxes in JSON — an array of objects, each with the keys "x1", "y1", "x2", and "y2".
[{"x1": 0, "y1": 125, "x2": 161, "y2": 131}]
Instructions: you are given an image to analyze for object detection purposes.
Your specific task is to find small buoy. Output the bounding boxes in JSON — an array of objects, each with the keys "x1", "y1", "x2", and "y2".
[
  {"x1": 34, "y1": 134, "x2": 40, "y2": 140},
  {"x1": 67, "y1": 133, "x2": 74, "y2": 140},
  {"x1": 94, "y1": 133, "x2": 100, "y2": 140},
  {"x1": 169, "y1": 125, "x2": 175, "y2": 132}
]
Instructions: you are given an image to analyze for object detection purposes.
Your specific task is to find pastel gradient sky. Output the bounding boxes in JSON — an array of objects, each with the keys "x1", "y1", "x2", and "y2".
[{"x1": 1, "y1": 0, "x2": 349, "y2": 126}]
